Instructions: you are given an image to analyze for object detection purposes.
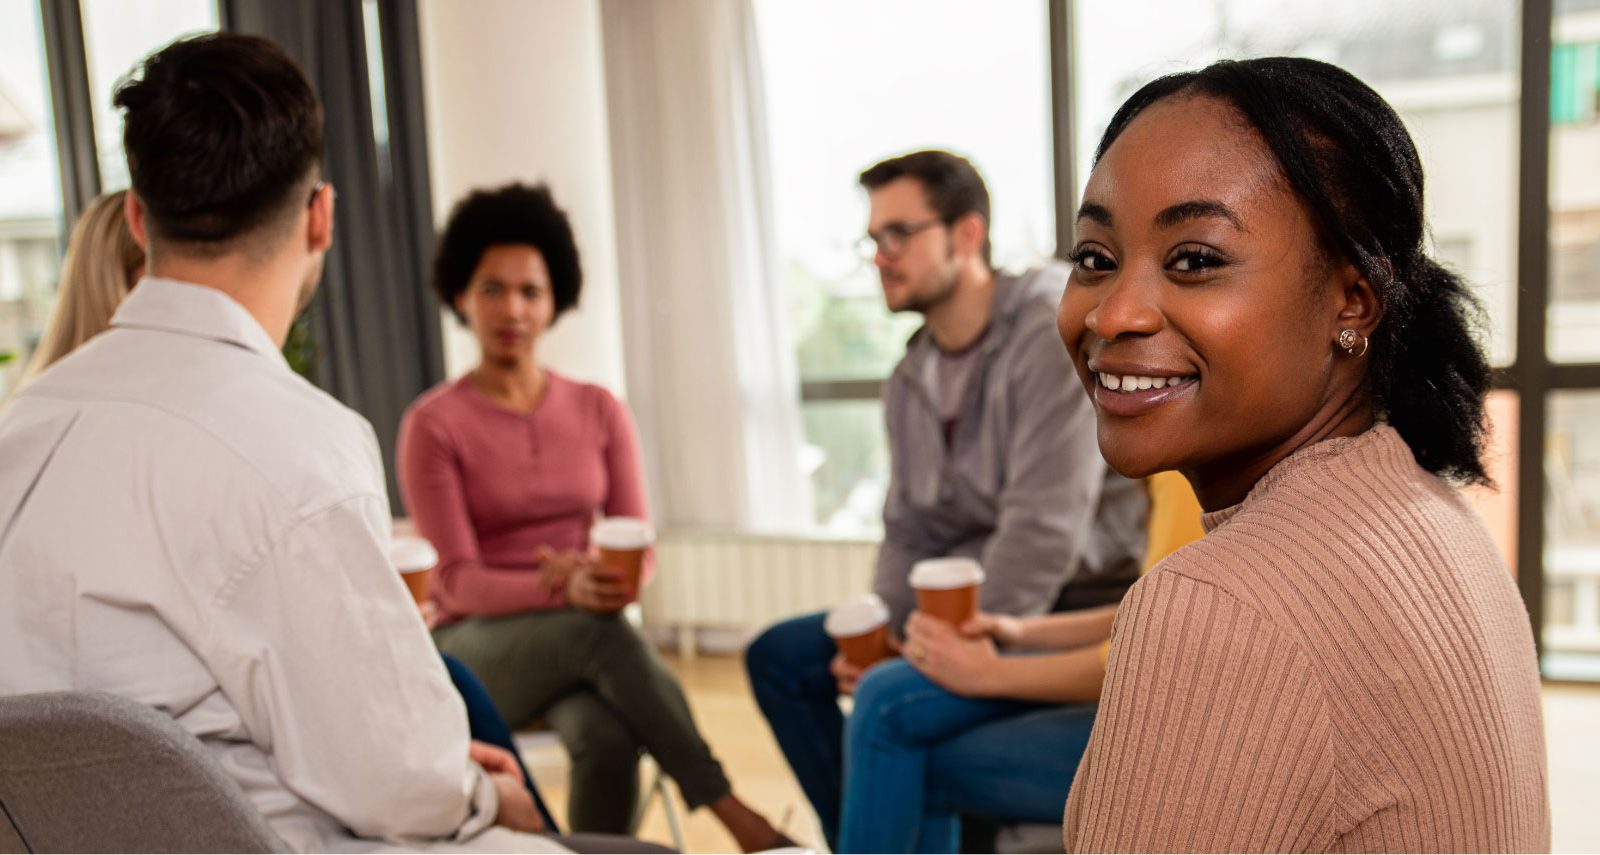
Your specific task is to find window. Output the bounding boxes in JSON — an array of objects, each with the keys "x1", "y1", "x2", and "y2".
[
  {"x1": 80, "y1": 0, "x2": 219, "y2": 192},
  {"x1": 0, "y1": 0, "x2": 66, "y2": 399},
  {"x1": 756, "y1": 0, "x2": 1055, "y2": 533},
  {"x1": 1547, "y1": 9, "x2": 1600, "y2": 364},
  {"x1": 1546, "y1": 390, "x2": 1600, "y2": 679},
  {"x1": 0, "y1": 0, "x2": 219, "y2": 399}
]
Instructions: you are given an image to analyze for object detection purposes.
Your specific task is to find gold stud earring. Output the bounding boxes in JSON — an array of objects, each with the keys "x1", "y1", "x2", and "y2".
[{"x1": 1338, "y1": 328, "x2": 1370, "y2": 358}]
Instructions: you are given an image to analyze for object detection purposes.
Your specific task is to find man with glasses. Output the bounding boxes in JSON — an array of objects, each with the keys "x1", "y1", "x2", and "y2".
[{"x1": 745, "y1": 150, "x2": 1146, "y2": 851}]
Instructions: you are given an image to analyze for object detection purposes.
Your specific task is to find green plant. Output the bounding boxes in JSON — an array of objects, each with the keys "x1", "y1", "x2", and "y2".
[{"x1": 281, "y1": 314, "x2": 317, "y2": 381}]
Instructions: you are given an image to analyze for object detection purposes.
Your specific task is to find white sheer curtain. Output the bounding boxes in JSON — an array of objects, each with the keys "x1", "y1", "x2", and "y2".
[{"x1": 600, "y1": 0, "x2": 811, "y2": 531}]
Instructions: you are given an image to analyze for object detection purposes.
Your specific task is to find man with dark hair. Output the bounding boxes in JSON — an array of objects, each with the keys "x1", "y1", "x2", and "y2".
[
  {"x1": 745, "y1": 150, "x2": 1147, "y2": 850},
  {"x1": 0, "y1": 34, "x2": 570, "y2": 853}
]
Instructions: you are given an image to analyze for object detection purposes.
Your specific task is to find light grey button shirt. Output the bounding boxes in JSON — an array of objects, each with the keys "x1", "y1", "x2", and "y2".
[{"x1": 0, "y1": 278, "x2": 560, "y2": 853}]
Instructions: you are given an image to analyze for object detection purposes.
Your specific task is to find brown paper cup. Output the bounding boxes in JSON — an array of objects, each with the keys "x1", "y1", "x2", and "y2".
[
  {"x1": 910, "y1": 557, "x2": 985, "y2": 626},
  {"x1": 835, "y1": 624, "x2": 892, "y2": 669},
  {"x1": 597, "y1": 546, "x2": 646, "y2": 599},
  {"x1": 916, "y1": 584, "x2": 979, "y2": 627},
  {"x1": 400, "y1": 568, "x2": 431, "y2": 606},
  {"x1": 391, "y1": 535, "x2": 438, "y2": 607},
  {"x1": 592, "y1": 517, "x2": 654, "y2": 600}
]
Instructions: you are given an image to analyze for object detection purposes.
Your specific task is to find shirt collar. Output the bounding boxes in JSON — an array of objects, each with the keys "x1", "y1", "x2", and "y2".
[{"x1": 111, "y1": 277, "x2": 289, "y2": 369}]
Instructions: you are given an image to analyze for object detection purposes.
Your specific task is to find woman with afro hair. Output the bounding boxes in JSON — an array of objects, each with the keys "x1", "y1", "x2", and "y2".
[{"x1": 398, "y1": 183, "x2": 788, "y2": 851}]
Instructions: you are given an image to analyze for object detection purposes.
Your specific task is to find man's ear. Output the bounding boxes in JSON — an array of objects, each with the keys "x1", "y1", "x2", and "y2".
[
  {"x1": 307, "y1": 182, "x2": 335, "y2": 253},
  {"x1": 124, "y1": 192, "x2": 150, "y2": 250},
  {"x1": 951, "y1": 212, "x2": 987, "y2": 261}
]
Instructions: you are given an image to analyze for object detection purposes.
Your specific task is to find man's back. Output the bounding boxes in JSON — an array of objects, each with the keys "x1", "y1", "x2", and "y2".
[
  {"x1": 1, "y1": 278, "x2": 383, "y2": 698},
  {"x1": 0, "y1": 279, "x2": 497, "y2": 850}
]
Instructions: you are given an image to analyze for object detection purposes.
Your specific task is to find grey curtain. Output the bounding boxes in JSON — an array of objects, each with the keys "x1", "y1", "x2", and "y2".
[{"x1": 220, "y1": 0, "x2": 443, "y2": 511}]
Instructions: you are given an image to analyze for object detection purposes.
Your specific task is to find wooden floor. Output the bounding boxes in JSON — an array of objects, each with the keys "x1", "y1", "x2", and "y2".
[
  {"x1": 519, "y1": 653, "x2": 819, "y2": 853},
  {"x1": 522, "y1": 654, "x2": 1600, "y2": 854}
]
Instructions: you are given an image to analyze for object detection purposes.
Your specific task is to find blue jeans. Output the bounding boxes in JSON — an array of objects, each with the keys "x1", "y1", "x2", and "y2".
[
  {"x1": 745, "y1": 613, "x2": 850, "y2": 849},
  {"x1": 440, "y1": 652, "x2": 559, "y2": 833},
  {"x1": 746, "y1": 613, "x2": 1096, "y2": 854},
  {"x1": 841, "y1": 659, "x2": 1096, "y2": 853}
]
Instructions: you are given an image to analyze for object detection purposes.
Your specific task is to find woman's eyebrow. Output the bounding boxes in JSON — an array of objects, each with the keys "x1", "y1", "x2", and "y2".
[
  {"x1": 1154, "y1": 199, "x2": 1245, "y2": 231},
  {"x1": 1076, "y1": 201, "x2": 1113, "y2": 226}
]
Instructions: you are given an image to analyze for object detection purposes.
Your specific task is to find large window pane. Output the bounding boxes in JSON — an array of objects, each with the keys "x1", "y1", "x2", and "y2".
[
  {"x1": 80, "y1": 0, "x2": 218, "y2": 192},
  {"x1": 1546, "y1": 390, "x2": 1600, "y2": 680},
  {"x1": 757, "y1": 0, "x2": 1054, "y2": 531},
  {"x1": 1547, "y1": 3, "x2": 1600, "y2": 363},
  {"x1": 0, "y1": 0, "x2": 65, "y2": 399},
  {"x1": 1073, "y1": 0, "x2": 1521, "y2": 367},
  {"x1": 800, "y1": 399, "x2": 892, "y2": 535}
]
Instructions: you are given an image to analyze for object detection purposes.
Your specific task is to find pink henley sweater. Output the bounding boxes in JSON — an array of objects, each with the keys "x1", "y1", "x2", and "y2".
[{"x1": 396, "y1": 372, "x2": 652, "y2": 625}]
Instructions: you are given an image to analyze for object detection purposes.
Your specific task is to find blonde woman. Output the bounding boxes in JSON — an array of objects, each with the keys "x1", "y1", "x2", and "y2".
[{"x1": 21, "y1": 190, "x2": 143, "y2": 384}]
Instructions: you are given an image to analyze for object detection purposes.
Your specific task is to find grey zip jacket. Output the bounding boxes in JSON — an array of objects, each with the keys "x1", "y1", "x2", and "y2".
[{"x1": 873, "y1": 262, "x2": 1147, "y2": 631}]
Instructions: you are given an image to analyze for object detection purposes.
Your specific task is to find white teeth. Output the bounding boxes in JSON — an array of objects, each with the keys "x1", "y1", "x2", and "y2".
[{"x1": 1099, "y1": 373, "x2": 1190, "y2": 392}]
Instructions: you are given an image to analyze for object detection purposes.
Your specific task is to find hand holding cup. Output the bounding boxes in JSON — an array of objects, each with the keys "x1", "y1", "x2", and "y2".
[
  {"x1": 962, "y1": 611, "x2": 1024, "y2": 646},
  {"x1": 566, "y1": 558, "x2": 632, "y2": 615},
  {"x1": 904, "y1": 610, "x2": 1000, "y2": 697}
]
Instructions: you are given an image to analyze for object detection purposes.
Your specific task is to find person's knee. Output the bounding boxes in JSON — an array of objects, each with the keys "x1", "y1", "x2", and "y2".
[
  {"x1": 849, "y1": 659, "x2": 933, "y2": 745},
  {"x1": 745, "y1": 612, "x2": 827, "y2": 681},
  {"x1": 567, "y1": 610, "x2": 649, "y2": 659},
  {"x1": 565, "y1": 716, "x2": 640, "y2": 771},
  {"x1": 853, "y1": 658, "x2": 924, "y2": 710}
]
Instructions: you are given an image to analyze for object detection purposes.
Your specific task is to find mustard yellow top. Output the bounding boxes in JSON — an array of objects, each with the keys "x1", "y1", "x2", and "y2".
[{"x1": 1101, "y1": 471, "x2": 1205, "y2": 664}]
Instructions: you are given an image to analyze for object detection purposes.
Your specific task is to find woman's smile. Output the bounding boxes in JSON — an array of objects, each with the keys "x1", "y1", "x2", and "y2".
[{"x1": 1091, "y1": 373, "x2": 1199, "y2": 417}]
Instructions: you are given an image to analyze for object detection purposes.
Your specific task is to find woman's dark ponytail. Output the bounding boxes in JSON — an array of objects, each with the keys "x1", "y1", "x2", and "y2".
[
  {"x1": 1373, "y1": 254, "x2": 1492, "y2": 484},
  {"x1": 1095, "y1": 57, "x2": 1495, "y2": 485}
]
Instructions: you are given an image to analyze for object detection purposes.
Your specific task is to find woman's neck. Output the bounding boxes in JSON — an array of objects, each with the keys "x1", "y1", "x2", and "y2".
[
  {"x1": 470, "y1": 357, "x2": 547, "y2": 412},
  {"x1": 1185, "y1": 395, "x2": 1375, "y2": 512}
]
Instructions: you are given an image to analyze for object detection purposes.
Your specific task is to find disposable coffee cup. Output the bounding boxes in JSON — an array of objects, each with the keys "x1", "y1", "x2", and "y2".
[
  {"x1": 910, "y1": 557, "x2": 985, "y2": 626},
  {"x1": 390, "y1": 535, "x2": 438, "y2": 606},
  {"x1": 825, "y1": 594, "x2": 892, "y2": 668},
  {"x1": 591, "y1": 517, "x2": 654, "y2": 598}
]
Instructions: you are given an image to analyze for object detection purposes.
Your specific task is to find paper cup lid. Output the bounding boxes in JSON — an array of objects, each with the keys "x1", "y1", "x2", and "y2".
[
  {"x1": 909, "y1": 557, "x2": 985, "y2": 590},
  {"x1": 591, "y1": 517, "x2": 654, "y2": 549},
  {"x1": 390, "y1": 535, "x2": 438, "y2": 573},
  {"x1": 825, "y1": 593, "x2": 890, "y2": 637}
]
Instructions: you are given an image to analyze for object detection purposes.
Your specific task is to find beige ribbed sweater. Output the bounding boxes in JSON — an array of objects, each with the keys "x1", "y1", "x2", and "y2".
[{"x1": 1063, "y1": 426, "x2": 1550, "y2": 853}]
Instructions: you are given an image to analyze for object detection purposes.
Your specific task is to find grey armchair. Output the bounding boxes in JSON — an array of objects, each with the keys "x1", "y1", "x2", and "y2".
[{"x1": 0, "y1": 691, "x2": 287, "y2": 853}]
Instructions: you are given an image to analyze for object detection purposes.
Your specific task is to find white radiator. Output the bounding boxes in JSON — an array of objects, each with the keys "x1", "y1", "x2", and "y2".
[{"x1": 639, "y1": 529, "x2": 878, "y2": 657}]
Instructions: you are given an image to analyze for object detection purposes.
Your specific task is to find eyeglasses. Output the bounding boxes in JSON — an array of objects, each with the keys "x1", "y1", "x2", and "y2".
[
  {"x1": 856, "y1": 218, "x2": 945, "y2": 260},
  {"x1": 308, "y1": 180, "x2": 334, "y2": 207}
]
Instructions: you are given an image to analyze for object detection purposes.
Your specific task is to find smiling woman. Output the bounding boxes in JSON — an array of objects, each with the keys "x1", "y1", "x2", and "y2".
[{"x1": 1057, "y1": 58, "x2": 1548, "y2": 853}]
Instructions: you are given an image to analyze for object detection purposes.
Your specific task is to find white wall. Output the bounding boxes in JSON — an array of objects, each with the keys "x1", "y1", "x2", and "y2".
[{"x1": 417, "y1": 0, "x2": 627, "y2": 395}]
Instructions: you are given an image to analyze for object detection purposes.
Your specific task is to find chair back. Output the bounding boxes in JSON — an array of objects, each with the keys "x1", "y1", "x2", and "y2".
[{"x1": 0, "y1": 691, "x2": 287, "y2": 853}]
